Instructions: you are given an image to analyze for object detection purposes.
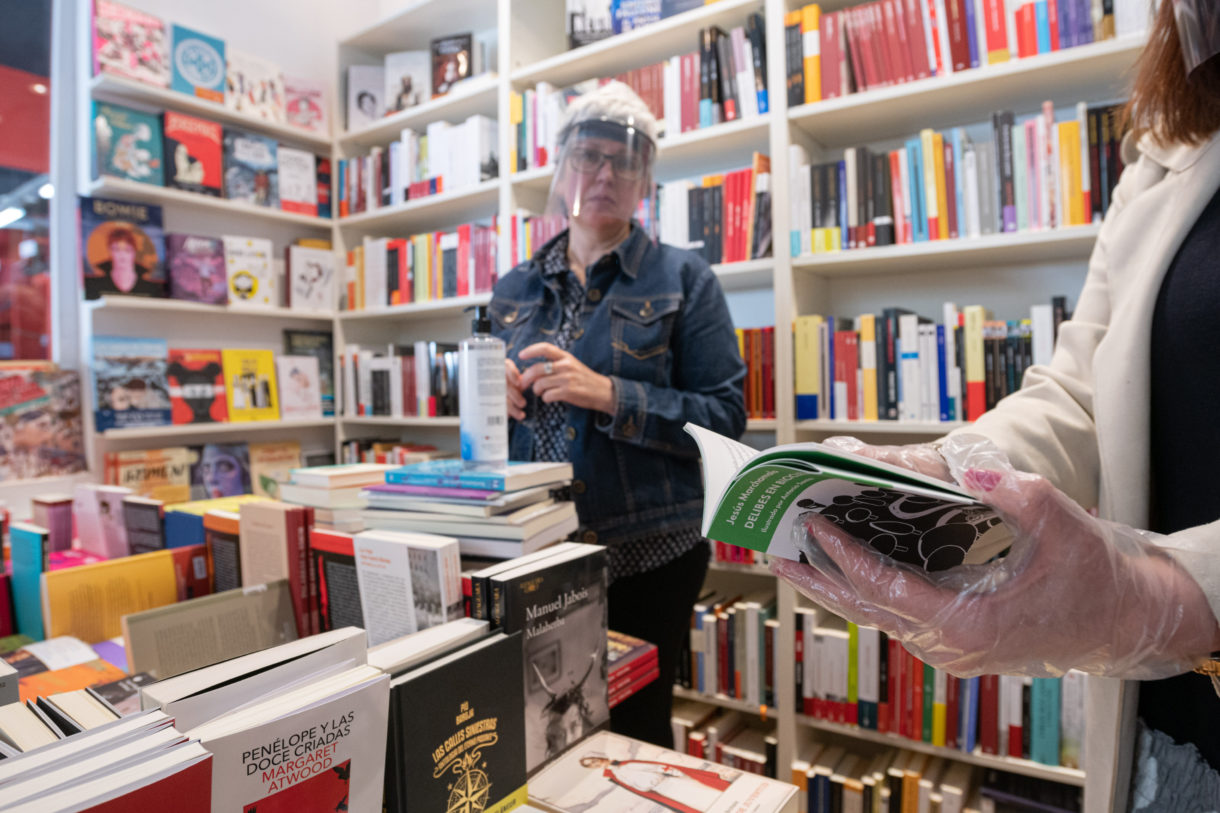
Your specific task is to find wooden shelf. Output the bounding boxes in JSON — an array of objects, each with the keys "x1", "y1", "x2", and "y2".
[
  {"x1": 85, "y1": 177, "x2": 333, "y2": 228},
  {"x1": 89, "y1": 74, "x2": 331, "y2": 150},
  {"x1": 511, "y1": 0, "x2": 763, "y2": 88},
  {"x1": 790, "y1": 225, "x2": 1101, "y2": 277},
  {"x1": 795, "y1": 714, "x2": 1087, "y2": 788},
  {"x1": 340, "y1": 416, "x2": 460, "y2": 428},
  {"x1": 337, "y1": 75, "x2": 500, "y2": 151},
  {"x1": 100, "y1": 418, "x2": 335, "y2": 441},
  {"x1": 336, "y1": 180, "x2": 500, "y2": 233},
  {"x1": 794, "y1": 420, "x2": 967, "y2": 436},
  {"x1": 788, "y1": 36, "x2": 1145, "y2": 149},
  {"x1": 85, "y1": 296, "x2": 334, "y2": 321},
  {"x1": 672, "y1": 686, "x2": 774, "y2": 718},
  {"x1": 338, "y1": 292, "x2": 493, "y2": 321}
]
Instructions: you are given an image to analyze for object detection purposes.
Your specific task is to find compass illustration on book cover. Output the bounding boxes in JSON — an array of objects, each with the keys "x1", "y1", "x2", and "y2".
[{"x1": 446, "y1": 752, "x2": 491, "y2": 813}]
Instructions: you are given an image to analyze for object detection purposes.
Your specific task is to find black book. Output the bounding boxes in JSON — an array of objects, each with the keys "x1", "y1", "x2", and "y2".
[
  {"x1": 705, "y1": 28, "x2": 722, "y2": 124},
  {"x1": 880, "y1": 308, "x2": 913, "y2": 420},
  {"x1": 992, "y1": 110, "x2": 1017, "y2": 232},
  {"x1": 123, "y1": 496, "x2": 165, "y2": 554},
  {"x1": 874, "y1": 153, "x2": 895, "y2": 246},
  {"x1": 441, "y1": 238, "x2": 458, "y2": 298},
  {"x1": 785, "y1": 14, "x2": 803, "y2": 107},
  {"x1": 859, "y1": 146, "x2": 873, "y2": 247},
  {"x1": 746, "y1": 13, "x2": 768, "y2": 113},
  {"x1": 699, "y1": 28, "x2": 712, "y2": 119},
  {"x1": 687, "y1": 186, "x2": 704, "y2": 261},
  {"x1": 713, "y1": 27, "x2": 737, "y2": 121},
  {"x1": 386, "y1": 242, "x2": 401, "y2": 305},
  {"x1": 384, "y1": 632, "x2": 526, "y2": 813},
  {"x1": 1051, "y1": 295, "x2": 1069, "y2": 344},
  {"x1": 492, "y1": 544, "x2": 609, "y2": 775},
  {"x1": 710, "y1": 183, "x2": 723, "y2": 264},
  {"x1": 809, "y1": 164, "x2": 823, "y2": 249}
]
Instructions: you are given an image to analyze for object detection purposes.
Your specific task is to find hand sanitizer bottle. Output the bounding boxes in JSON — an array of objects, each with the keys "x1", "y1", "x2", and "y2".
[{"x1": 459, "y1": 305, "x2": 507, "y2": 469}]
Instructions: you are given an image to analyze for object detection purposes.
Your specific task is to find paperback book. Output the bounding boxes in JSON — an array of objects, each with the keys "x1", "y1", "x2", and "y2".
[
  {"x1": 92, "y1": 0, "x2": 169, "y2": 86},
  {"x1": 222, "y1": 235, "x2": 275, "y2": 306},
  {"x1": 191, "y1": 443, "x2": 253, "y2": 497},
  {"x1": 283, "y1": 330, "x2": 335, "y2": 416},
  {"x1": 0, "y1": 368, "x2": 87, "y2": 480},
  {"x1": 166, "y1": 233, "x2": 226, "y2": 304},
  {"x1": 284, "y1": 76, "x2": 328, "y2": 134},
  {"x1": 169, "y1": 24, "x2": 225, "y2": 102},
  {"x1": 221, "y1": 349, "x2": 279, "y2": 421},
  {"x1": 91, "y1": 336, "x2": 171, "y2": 431},
  {"x1": 277, "y1": 146, "x2": 318, "y2": 215},
  {"x1": 166, "y1": 348, "x2": 227, "y2": 424},
  {"x1": 286, "y1": 245, "x2": 335, "y2": 312},
  {"x1": 79, "y1": 196, "x2": 166, "y2": 300},
  {"x1": 92, "y1": 101, "x2": 164, "y2": 186},
  {"x1": 430, "y1": 33, "x2": 473, "y2": 97},
  {"x1": 685, "y1": 424, "x2": 1012, "y2": 571},
  {"x1": 222, "y1": 130, "x2": 279, "y2": 207},
  {"x1": 162, "y1": 111, "x2": 222, "y2": 196},
  {"x1": 310, "y1": 529, "x2": 364, "y2": 632},
  {"x1": 275, "y1": 355, "x2": 323, "y2": 420},
  {"x1": 224, "y1": 49, "x2": 285, "y2": 122},
  {"x1": 249, "y1": 440, "x2": 302, "y2": 499},
  {"x1": 384, "y1": 50, "x2": 430, "y2": 112},
  {"x1": 346, "y1": 65, "x2": 385, "y2": 130},
  {"x1": 103, "y1": 446, "x2": 196, "y2": 502}
]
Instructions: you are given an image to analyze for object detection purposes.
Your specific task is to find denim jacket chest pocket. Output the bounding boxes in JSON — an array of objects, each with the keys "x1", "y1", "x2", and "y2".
[
  {"x1": 608, "y1": 294, "x2": 683, "y2": 384},
  {"x1": 489, "y1": 299, "x2": 551, "y2": 357}
]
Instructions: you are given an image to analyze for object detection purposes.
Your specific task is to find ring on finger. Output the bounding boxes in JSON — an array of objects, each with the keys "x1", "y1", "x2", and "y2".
[{"x1": 543, "y1": 360, "x2": 554, "y2": 375}]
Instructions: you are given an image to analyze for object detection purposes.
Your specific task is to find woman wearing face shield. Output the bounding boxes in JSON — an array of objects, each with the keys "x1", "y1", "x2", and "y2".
[
  {"x1": 490, "y1": 82, "x2": 747, "y2": 746},
  {"x1": 770, "y1": 1, "x2": 1220, "y2": 805}
]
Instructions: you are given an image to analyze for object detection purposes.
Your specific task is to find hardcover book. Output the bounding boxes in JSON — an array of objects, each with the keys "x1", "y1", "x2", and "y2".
[
  {"x1": 286, "y1": 245, "x2": 335, "y2": 312},
  {"x1": 92, "y1": 0, "x2": 169, "y2": 86},
  {"x1": 222, "y1": 235, "x2": 275, "y2": 306},
  {"x1": 249, "y1": 440, "x2": 302, "y2": 499},
  {"x1": 166, "y1": 233, "x2": 226, "y2": 304},
  {"x1": 103, "y1": 446, "x2": 196, "y2": 502},
  {"x1": 92, "y1": 101, "x2": 164, "y2": 186},
  {"x1": 167, "y1": 348, "x2": 227, "y2": 424},
  {"x1": 79, "y1": 196, "x2": 166, "y2": 300},
  {"x1": 91, "y1": 335, "x2": 171, "y2": 431},
  {"x1": 346, "y1": 65, "x2": 385, "y2": 130},
  {"x1": 384, "y1": 50, "x2": 430, "y2": 112},
  {"x1": 221, "y1": 349, "x2": 279, "y2": 421},
  {"x1": 162, "y1": 111, "x2": 222, "y2": 196},
  {"x1": 9, "y1": 523, "x2": 48, "y2": 640},
  {"x1": 277, "y1": 146, "x2": 318, "y2": 215},
  {"x1": 0, "y1": 368, "x2": 87, "y2": 480},
  {"x1": 170, "y1": 24, "x2": 225, "y2": 102},
  {"x1": 284, "y1": 75, "x2": 329, "y2": 134},
  {"x1": 384, "y1": 632, "x2": 527, "y2": 813},
  {"x1": 283, "y1": 329, "x2": 335, "y2": 416},
  {"x1": 222, "y1": 130, "x2": 279, "y2": 207},
  {"x1": 224, "y1": 48, "x2": 285, "y2": 122},
  {"x1": 274, "y1": 355, "x2": 323, "y2": 420},
  {"x1": 430, "y1": 33, "x2": 474, "y2": 97}
]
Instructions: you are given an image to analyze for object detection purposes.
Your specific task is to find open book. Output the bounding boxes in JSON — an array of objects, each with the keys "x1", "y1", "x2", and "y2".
[{"x1": 686, "y1": 424, "x2": 1012, "y2": 571}]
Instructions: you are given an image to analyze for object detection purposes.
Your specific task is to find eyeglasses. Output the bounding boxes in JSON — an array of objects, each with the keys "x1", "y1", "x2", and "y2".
[{"x1": 566, "y1": 146, "x2": 647, "y2": 180}]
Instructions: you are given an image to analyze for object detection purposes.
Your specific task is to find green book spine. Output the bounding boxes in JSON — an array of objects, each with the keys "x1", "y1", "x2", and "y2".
[
  {"x1": 1030, "y1": 677, "x2": 1062, "y2": 765},
  {"x1": 922, "y1": 662, "x2": 934, "y2": 743}
]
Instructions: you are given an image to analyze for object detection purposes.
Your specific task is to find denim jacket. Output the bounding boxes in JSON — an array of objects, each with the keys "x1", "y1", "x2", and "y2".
[{"x1": 490, "y1": 226, "x2": 747, "y2": 548}]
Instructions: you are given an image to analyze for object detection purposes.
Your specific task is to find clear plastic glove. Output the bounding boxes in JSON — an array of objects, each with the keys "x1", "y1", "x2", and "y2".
[
  {"x1": 821, "y1": 436, "x2": 954, "y2": 483},
  {"x1": 773, "y1": 434, "x2": 1220, "y2": 680}
]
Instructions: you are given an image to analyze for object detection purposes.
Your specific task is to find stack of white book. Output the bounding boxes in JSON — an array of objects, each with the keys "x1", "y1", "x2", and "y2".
[{"x1": 276, "y1": 463, "x2": 395, "y2": 532}]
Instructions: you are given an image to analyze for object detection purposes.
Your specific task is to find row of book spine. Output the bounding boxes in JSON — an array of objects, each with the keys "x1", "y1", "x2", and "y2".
[
  {"x1": 339, "y1": 342, "x2": 459, "y2": 419},
  {"x1": 340, "y1": 221, "x2": 498, "y2": 311},
  {"x1": 737, "y1": 326, "x2": 776, "y2": 421},
  {"x1": 510, "y1": 13, "x2": 769, "y2": 174},
  {"x1": 672, "y1": 702, "x2": 780, "y2": 779},
  {"x1": 336, "y1": 114, "x2": 497, "y2": 217},
  {"x1": 794, "y1": 297, "x2": 1071, "y2": 423},
  {"x1": 658, "y1": 154, "x2": 773, "y2": 266},
  {"x1": 789, "y1": 101, "x2": 1122, "y2": 259},
  {"x1": 795, "y1": 607, "x2": 1085, "y2": 769},
  {"x1": 785, "y1": 0, "x2": 1141, "y2": 107},
  {"x1": 678, "y1": 590, "x2": 779, "y2": 710}
]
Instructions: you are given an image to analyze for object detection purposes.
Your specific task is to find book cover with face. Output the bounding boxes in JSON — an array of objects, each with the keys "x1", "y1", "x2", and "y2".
[
  {"x1": 79, "y1": 196, "x2": 166, "y2": 300},
  {"x1": 166, "y1": 233, "x2": 226, "y2": 304}
]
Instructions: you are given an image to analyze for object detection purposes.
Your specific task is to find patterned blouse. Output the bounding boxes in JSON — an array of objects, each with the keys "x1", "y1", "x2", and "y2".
[{"x1": 535, "y1": 232, "x2": 704, "y2": 583}]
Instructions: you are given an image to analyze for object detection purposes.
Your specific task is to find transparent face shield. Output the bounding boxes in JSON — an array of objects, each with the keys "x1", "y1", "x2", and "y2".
[
  {"x1": 1174, "y1": 0, "x2": 1220, "y2": 79},
  {"x1": 546, "y1": 117, "x2": 656, "y2": 228}
]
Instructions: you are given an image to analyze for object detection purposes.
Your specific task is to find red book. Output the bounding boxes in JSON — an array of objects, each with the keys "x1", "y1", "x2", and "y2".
[
  {"x1": 903, "y1": 0, "x2": 932, "y2": 79},
  {"x1": 820, "y1": 11, "x2": 838, "y2": 100},
  {"x1": 456, "y1": 224, "x2": 472, "y2": 297},
  {"x1": 945, "y1": 0, "x2": 972, "y2": 72},
  {"x1": 170, "y1": 544, "x2": 211, "y2": 601},
  {"x1": 979, "y1": 674, "x2": 1000, "y2": 754},
  {"x1": 163, "y1": 111, "x2": 222, "y2": 197},
  {"x1": 855, "y1": 7, "x2": 880, "y2": 90},
  {"x1": 924, "y1": 0, "x2": 946, "y2": 75},
  {"x1": 680, "y1": 53, "x2": 695, "y2": 133},
  {"x1": 1046, "y1": 0, "x2": 1060, "y2": 50},
  {"x1": 896, "y1": 643, "x2": 911, "y2": 739},
  {"x1": 762, "y1": 326, "x2": 775, "y2": 419},
  {"x1": 167, "y1": 348, "x2": 227, "y2": 425},
  {"x1": 945, "y1": 674, "x2": 960, "y2": 749},
  {"x1": 718, "y1": 611, "x2": 731, "y2": 695},
  {"x1": 943, "y1": 138, "x2": 959, "y2": 239},
  {"x1": 883, "y1": 0, "x2": 914, "y2": 83},
  {"x1": 1017, "y1": 3, "x2": 1038, "y2": 58},
  {"x1": 0, "y1": 572, "x2": 11, "y2": 637},
  {"x1": 984, "y1": 0, "x2": 1010, "y2": 62},
  {"x1": 834, "y1": 329, "x2": 860, "y2": 421},
  {"x1": 871, "y1": 3, "x2": 897, "y2": 86},
  {"x1": 609, "y1": 665, "x2": 660, "y2": 708},
  {"x1": 86, "y1": 752, "x2": 212, "y2": 813},
  {"x1": 889, "y1": 149, "x2": 909, "y2": 243},
  {"x1": 844, "y1": 9, "x2": 868, "y2": 92}
]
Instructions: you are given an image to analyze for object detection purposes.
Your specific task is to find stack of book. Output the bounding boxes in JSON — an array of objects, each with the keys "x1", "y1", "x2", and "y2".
[
  {"x1": 607, "y1": 630, "x2": 659, "y2": 709},
  {"x1": 360, "y1": 460, "x2": 578, "y2": 559},
  {"x1": 277, "y1": 462, "x2": 395, "y2": 532}
]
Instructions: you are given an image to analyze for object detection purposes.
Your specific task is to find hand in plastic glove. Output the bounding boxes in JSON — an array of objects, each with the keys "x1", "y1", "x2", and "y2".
[
  {"x1": 773, "y1": 460, "x2": 1220, "y2": 680},
  {"x1": 821, "y1": 436, "x2": 954, "y2": 483}
]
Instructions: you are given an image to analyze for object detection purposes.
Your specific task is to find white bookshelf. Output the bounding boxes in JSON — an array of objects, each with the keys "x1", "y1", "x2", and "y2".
[
  {"x1": 337, "y1": 292, "x2": 493, "y2": 322},
  {"x1": 673, "y1": 685, "x2": 773, "y2": 717},
  {"x1": 99, "y1": 418, "x2": 336, "y2": 441},
  {"x1": 337, "y1": 74, "x2": 501, "y2": 151},
  {"x1": 340, "y1": 416, "x2": 462, "y2": 428},
  {"x1": 85, "y1": 296, "x2": 335, "y2": 322},
  {"x1": 85, "y1": 177, "x2": 333, "y2": 229},
  {"x1": 794, "y1": 419, "x2": 969, "y2": 435}
]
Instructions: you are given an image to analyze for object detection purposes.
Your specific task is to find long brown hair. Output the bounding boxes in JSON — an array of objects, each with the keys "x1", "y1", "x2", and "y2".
[{"x1": 1124, "y1": 0, "x2": 1220, "y2": 146}]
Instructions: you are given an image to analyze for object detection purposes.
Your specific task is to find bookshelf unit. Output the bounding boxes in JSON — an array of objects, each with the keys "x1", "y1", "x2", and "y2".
[{"x1": 66, "y1": 0, "x2": 1146, "y2": 807}]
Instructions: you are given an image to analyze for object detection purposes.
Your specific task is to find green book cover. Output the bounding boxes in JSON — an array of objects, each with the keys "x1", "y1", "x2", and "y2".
[
  {"x1": 1030, "y1": 677, "x2": 1062, "y2": 766},
  {"x1": 847, "y1": 622, "x2": 859, "y2": 723},
  {"x1": 922, "y1": 662, "x2": 934, "y2": 743}
]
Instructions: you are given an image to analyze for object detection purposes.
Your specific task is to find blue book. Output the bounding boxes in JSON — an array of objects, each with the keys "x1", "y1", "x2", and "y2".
[
  {"x1": 170, "y1": 24, "x2": 226, "y2": 102},
  {"x1": 906, "y1": 139, "x2": 928, "y2": 243},
  {"x1": 164, "y1": 509, "x2": 205, "y2": 548},
  {"x1": 1035, "y1": 0, "x2": 1052, "y2": 53},
  {"x1": 221, "y1": 130, "x2": 279, "y2": 208},
  {"x1": 699, "y1": 98, "x2": 713, "y2": 130},
  {"x1": 937, "y1": 325, "x2": 950, "y2": 421},
  {"x1": 91, "y1": 336, "x2": 171, "y2": 432},
  {"x1": 10, "y1": 522, "x2": 48, "y2": 640},
  {"x1": 1031, "y1": 677, "x2": 1062, "y2": 765},
  {"x1": 91, "y1": 101, "x2": 164, "y2": 186},
  {"x1": 961, "y1": 676, "x2": 980, "y2": 752},
  {"x1": 951, "y1": 129, "x2": 967, "y2": 236},
  {"x1": 385, "y1": 459, "x2": 572, "y2": 491},
  {"x1": 836, "y1": 161, "x2": 848, "y2": 251},
  {"x1": 964, "y1": 0, "x2": 980, "y2": 67}
]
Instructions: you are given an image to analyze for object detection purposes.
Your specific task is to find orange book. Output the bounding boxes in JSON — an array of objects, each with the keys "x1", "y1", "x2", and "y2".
[
  {"x1": 932, "y1": 131, "x2": 950, "y2": 240},
  {"x1": 18, "y1": 658, "x2": 126, "y2": 703},
  {"x1": 1058, "y1": 121, "x2": 1084, "y2": 226},
  {"x1": 801, "y1": 4, "x2": 822, "y2": 105},
  {"x1": 920, "y1": 129, "x2": 940, "y2": 239}
]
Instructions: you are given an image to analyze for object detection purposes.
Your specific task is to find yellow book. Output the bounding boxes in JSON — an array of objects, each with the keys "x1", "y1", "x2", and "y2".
[
  {"x1": 932, "y1": 132, "x2": 950, "y2": 240},
  {"x1": 413, "y1": 234, "x2": 428, "y2": 302},
  {"x1": 857, "y1": 313, "x2": 878, "y2": 421},
  {"x1": 963, "y1": 305, "x2": 988, "y2": 420},
  {"x1": 354, "y1": 244, "x2": 366, "y2": 311},
  {"x1": 1058, "y1": 121, "x2": 1084, "y2": 226},
  {"x1": 735, "y1": 327, "x2": 745, "y2": 358},
  {"x1": 104, "y1": 447, "x2": 196, "y2": 503},
  {"x1": 294, "y1": 238, "x2": 332, "y2": 250},
  {"x1": 919, "y1": 129, "x2": 940, "y2": 239},
  {"x1": 801, "y1": 4, "x2": 821, "y2": 105},
  {"x1": 794, "y1": 314, "x2": 823, "y2": 420},
  {"x1": 42, "y1": 550, "x2": 181, "y2": 643},
  {"x1": 221, "y1": 349, "x2": 280, "y2": 422},
  {"x1": 165, "y1": 494, "x2": 269, "y2": 514},
  {"x1": 509, "y1": 92, "x2": 523, "y2": 174},
  {"x1": 932, "y1": 668, "x2": 948, "y2": 746}
]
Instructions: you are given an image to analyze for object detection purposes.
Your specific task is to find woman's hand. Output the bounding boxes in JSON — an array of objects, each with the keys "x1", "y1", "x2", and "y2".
[
  {"x1": 505, "y1": 358, "x2": 527, "y2": 421},
  {"x1": 821, "y1": 436, "x2": 954, "y2": 483},
  {"x1": 518, "y1": 342, "x2": 615, "y2": 415},
  {"x1": 773, "y1": 459, "x2": 1220, "y2": 680}
]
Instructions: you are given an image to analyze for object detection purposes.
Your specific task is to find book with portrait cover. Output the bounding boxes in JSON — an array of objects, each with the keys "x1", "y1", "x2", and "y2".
[
  {"x1": 222, "y1": 235, "x2": 275, "y2": 307},
  {"x1": 346, "y1": 65, "x2": 384, "y2": 131},
  {"x1": 163, "y1": 111, "x2": 222, "y2": 196},
  {"x1": 275, "y1": 355, "x2": 323, "y2": 421},
  {"x1": 91, "y1": 335, "x2": 171, "y2": 431},
  {"x1": 170, "y1": 24, "x2": 225, "y2": 102},
  {"x1": 384, "y1": 632, "x2": 527, "y2": 813},
  {"x1": 221, "y1": 349, "x2": 279, "y2": 422},
  {"x1": 384, "y1": 51, "x2": 430, "y2": 112},
  {"x1": 249, "y1": 441, "x2": 302, "y2": 499},
  {"x1": 277, "y1": 146, "x2": 317, "y2": 216},
  {"x1": 492, "y1": 544, "x2": 609, "y2": 775},
  {"x1": 430, "y1": 33, "x2": 473, "y2": 98},
  {"x1": 222, "y1": 130, "x2": 279, "y2": 208},
  {"x1": 0, "y1": 368, "x2": 87, "y2": 481},
  {"x1": 192, "y1": 443, "x2": 252, "y2": 498},
  {"x1": 79, "y1": 196, "x2": 166, "y2": 300},
  {"x1": 103, "y1": 446, "x2": 196, "y2": 502},
  {"x1": 92, "y1": 101, "x2": 164, "y2": 186},
  {"x1": 92, "y1": 0, "x2": 169, "y2": 86},
  {"x1": 283, "y1": 329, "x2": 335, "y2": 416},
  {"x1": 167, "y1": 348, "x2": 227, "y2": 424},
  {"x1": 166, "y1": 233, "x2": 226, "y2": 304},
  {"x1": 286, "y1": 245, "x2": 335, "y2": 312},
  {"x1": 284, "y1": 76, "x2": 329, "y2": 135},
  {"x1": 224, "y1": 49, "x2": 285, "y2": 123}
]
